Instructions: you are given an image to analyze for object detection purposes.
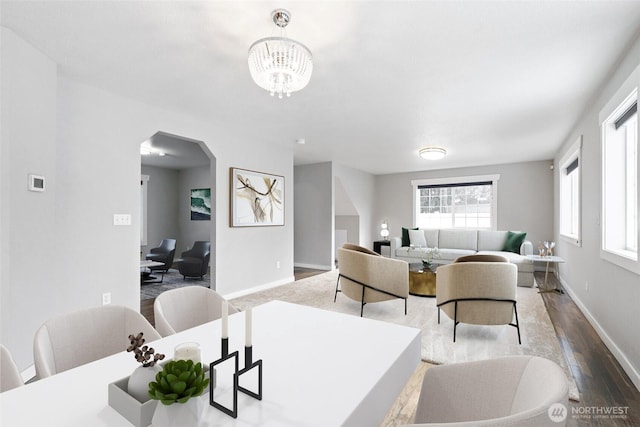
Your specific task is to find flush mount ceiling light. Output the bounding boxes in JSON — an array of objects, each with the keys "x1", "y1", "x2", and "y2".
[
  {"x1": 140, "y1": 141, "x2": 165, "y2": 157},
  {"x1": 248, "y1": 9, "x2": 313, "y2": 99},
  {"x1": 419, "y1": 147, "x2": 447, "y2": 160}
]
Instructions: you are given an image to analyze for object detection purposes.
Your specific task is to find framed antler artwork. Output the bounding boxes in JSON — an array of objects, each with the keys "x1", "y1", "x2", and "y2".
[{"x1": 230, "y1": 167, "x2": 284, "y2": 227}]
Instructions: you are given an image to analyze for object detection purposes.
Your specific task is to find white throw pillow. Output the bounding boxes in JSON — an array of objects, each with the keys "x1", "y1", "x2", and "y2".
[{"x1": 408, "y1": 229, "x2": 427, "y2": 248}]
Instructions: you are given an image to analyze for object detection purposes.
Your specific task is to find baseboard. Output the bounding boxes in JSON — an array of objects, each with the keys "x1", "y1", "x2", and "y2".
[
  {"x1": 560, "y1": 275, "x2": 640, "y2": 392},
  {"x1": 223, "y1": 276, "x2": 295, "y2": 300},
  {"x1": 294, "y1": 262, "x2": 335, "y2": 270}
]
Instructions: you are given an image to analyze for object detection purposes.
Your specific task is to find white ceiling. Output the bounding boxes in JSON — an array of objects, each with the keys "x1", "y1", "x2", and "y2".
[
  {"x1": 142, "y1": 132, "x2": 210, "y2": 170},
  {"x1": 3, "y1": 1, "x2": 640, "y2": 175}
]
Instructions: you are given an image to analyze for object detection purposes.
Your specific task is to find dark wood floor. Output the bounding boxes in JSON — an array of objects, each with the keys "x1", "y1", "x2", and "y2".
[
  {"x1": 140, "y1": 268, "x2": 639, "y2": 425},
  {"x1": 538, "y1": 271, "x2": 639, "y2": 426}
]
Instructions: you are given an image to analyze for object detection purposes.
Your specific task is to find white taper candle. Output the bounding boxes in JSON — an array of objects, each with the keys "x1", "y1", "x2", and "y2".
[
  {"x1": 222, "y1": 300, "x2": 228, "y2": 338},
  {"x1": 246, "y1": 307, "x2": 252, "y2": 347}
]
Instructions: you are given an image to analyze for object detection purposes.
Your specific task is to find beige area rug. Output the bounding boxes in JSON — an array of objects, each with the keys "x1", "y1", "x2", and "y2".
[{"x1": 230, "y1": 270, "x2": 579, "y2": 401}]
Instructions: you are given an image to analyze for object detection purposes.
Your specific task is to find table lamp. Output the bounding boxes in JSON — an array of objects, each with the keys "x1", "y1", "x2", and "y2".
[{"x1": 380, "y1": 222, "x2": 389, "y2": 240}]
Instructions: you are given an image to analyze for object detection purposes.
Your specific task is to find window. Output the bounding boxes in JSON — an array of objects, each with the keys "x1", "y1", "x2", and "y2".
[
  {"x1": 559, "y1": 136, "x2": 582, "y2": 246},
  {"x1": 601, "y1": 85, "x2": 639, "y2": 273},
  {"x1": 411, "y1": 175, "x2": 499, "y2": 229}
]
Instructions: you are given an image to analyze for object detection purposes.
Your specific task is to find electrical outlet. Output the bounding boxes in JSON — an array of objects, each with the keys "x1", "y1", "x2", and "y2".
[
  {"x1": 276, "y1": 261, "x2": 281, "y2": 269},
  {"x1": 102, "y1": 292, "x2": 111, "y2": 305}
]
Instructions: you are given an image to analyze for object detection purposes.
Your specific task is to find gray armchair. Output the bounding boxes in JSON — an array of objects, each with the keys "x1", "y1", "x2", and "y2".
[
  {"x1": 144, "y1": 238, "x2": 176, "y2": 283},
  {"x1": 177, "y1": 241, "x2": 210, "y2": 280}
]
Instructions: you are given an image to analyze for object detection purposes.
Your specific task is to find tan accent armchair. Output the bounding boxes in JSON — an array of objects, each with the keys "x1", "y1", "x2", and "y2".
[
  {"x1": 405, "y1": 356, "x2": 569, "y2": 426},
  {"x1": 436, "y1": 256, "x2": 520, "y2": 343},
  {"x1": 335, "y1": 243, "x2": 409, "y2": 316}
]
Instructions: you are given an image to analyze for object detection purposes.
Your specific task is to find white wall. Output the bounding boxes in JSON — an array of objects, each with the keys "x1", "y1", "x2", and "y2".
[
  {"x1": 294, "y1": 162, "x2": 333, "y2": 269},
  {"x1": 333, "y1": 163, "x2": 377, "y2": 249},
  {"x1": 1, "y1": 27, "x2": 57, "y2": 368},
  {"x1": 554, "y1": 33, "x2": 640, "y2": 390},
  {"x1": 335, "y1": 215, "x2": 359, "y2": 244},
  {"x1": 375, "y1": 161, "x2": 554, "y2": 246},
  {"x1": 1, "y1": 28, "x2": 294, "y2": 369}
]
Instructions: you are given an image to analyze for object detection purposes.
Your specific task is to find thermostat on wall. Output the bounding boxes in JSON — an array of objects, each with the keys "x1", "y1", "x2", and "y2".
[{"x1": 28, "y1": 174, "x2": 45, "y2": 192}]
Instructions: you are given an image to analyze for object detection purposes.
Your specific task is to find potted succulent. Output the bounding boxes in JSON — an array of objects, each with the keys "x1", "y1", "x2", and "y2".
[
  {"x1": 126, "y1": 332, "x2": 165, "y2": 403},
  {"x1": 148, "y1": 359, "x2": 209, "y2": 427}
]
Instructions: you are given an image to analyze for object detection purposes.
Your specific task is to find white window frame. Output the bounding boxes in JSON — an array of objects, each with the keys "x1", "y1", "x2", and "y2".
[
  {"x1": 600, "y1": 66, "x2": 640, "y2": 275},
  {"x1": 411, "y1": 174, "x2": 500, "y2": 230},
  {"x1": 559, "y1": 136, "x2": 582, "y2": 247},
  {"x1": 141, "y1": 175, "x2": 149, "y2": 246}
]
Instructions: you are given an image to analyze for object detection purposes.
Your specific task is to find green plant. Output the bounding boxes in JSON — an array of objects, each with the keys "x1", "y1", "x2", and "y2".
[
  {"x1": 148, "y1": 359, "x2": 209, "y2": 405},
  {"x1": 127, "y1": 332, "x2": 165, "y2": 367}
]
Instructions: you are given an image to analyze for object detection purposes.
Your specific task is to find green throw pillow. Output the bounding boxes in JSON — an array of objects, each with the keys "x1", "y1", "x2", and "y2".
[
  {"x1": 401, "y1": 227, "x2": 418, "y2": 247},
  {"x1": 502, "y1": 231, "x2": 527, "y2": 254}
]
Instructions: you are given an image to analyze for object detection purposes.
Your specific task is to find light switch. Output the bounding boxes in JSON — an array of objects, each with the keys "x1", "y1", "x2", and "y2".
[{"x1": 113, "y1": 214, "x2": 131, "y2": 226}]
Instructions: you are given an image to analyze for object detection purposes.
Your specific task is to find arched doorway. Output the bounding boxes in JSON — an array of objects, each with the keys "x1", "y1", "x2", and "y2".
[{"x1": 139, "y1": 132, "x2": 217, "y2": 317}]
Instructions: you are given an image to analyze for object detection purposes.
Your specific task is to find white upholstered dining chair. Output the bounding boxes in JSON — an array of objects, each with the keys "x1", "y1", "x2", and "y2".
[
  {"x1": 33, "y1": 305, "x2": 160, "y2": 379},
  {"x1": 405, "y1": 356, "x2": 569, "y2": 426},
  {"x1": 1, "y1": 344, "x2": 24, "y2": 392},
  {"x1": 153, "y1": 286, "x2": 238, "y2": 337}
]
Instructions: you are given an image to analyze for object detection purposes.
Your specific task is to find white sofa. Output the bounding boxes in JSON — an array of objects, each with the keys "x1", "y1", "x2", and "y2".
[{"x1": 390, "y1": 229, "x2": 534, "y2": 287}]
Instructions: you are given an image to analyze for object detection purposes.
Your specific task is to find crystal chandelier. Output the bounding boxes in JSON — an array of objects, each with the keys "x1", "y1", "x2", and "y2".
[{"x1": 248, "y1": 9, "x2": 313, "y2": 98}]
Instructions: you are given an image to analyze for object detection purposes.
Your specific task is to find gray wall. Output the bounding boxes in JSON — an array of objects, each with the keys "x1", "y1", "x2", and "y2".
[
  {"x1": 178, "y1": 166, "x2": 211, "y2": 253},
  {"x1": 1, "y1": 27, "x2": 294, "y2": 369},
  {"x1": 141, "y1": 165, "x2": 180, "y2": 255},
  {"x1": 294, "y1": 163, "x2": 334, "y2": 269},
  {"x1": 553, "y1": 33, "x2": 640, "y2": 390},
  {"x1": 374, "y1": 161, "x2": 554, "y2": 248}
]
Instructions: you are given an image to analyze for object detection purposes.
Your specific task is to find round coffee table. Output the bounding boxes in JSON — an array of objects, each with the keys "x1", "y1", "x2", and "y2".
[{"x1": 408, "y1": 263, "x2": 437, "y2": 297}]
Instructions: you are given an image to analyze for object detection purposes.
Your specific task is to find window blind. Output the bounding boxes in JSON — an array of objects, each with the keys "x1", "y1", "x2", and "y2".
[{"x1": 615, "y1": 102, "x2": 637, "y2": 130}]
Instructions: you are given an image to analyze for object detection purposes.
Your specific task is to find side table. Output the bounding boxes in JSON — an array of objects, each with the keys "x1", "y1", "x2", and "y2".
[
  {"x1": 373, "y1": 240, "x2": 391, "y2": 255},
  {"x1": 526, "y1": 255, "x2": 565, "y2": 294},
  {"x1": 408, "y1": 263, "x2": 437, "y2": 297}
]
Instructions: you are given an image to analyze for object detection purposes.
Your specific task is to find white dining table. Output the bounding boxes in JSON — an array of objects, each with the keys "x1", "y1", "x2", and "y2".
[{"x1": 0, "y1": 300, "x2": 421, "y2": 427}]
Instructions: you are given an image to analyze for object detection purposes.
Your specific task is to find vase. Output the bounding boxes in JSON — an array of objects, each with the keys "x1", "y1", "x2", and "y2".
[
  {"x1": 151, "y1": 396, "x2": 204, "y2": 427},
  {"x1": 127, "y1": 365, "x2": 161, "y2": 403}
]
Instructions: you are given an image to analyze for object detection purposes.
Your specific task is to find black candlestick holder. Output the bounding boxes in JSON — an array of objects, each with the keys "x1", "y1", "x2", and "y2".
[
  {"x1": 209, "y1": 340, "x2": 263, "y2": 419},
  {"x1": 209, "y1": 349, "x2": 238, "y2": 418},
  {"x1": 221, "y1": 337, "x2": 228, "y2": 357},
  {"x1": 237, "y1": 346, "x2": 262, "y2": 401}
]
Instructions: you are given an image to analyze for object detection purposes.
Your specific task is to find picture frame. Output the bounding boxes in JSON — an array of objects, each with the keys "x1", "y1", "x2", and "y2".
[
  {"x1": 230, "y1": 167, "x2": 284, "y2": 227},
  {"x1": 191, "y1": 188, "x2": 211, "y2": 220}
]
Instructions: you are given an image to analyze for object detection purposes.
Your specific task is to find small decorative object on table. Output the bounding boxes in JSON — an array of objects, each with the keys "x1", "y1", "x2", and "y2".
[
  {"x1": 421, "y1": 247, "x2": 440, "y2": 271},
  {"x1": 544, "y1": 240, "x2": 556, "y2": 257},
  {"x1": 148, "y1": 359, "x2": 209, "y2": 427},
  {"x1": 126, "y1": 332, "x2": 165, "y2": 403}
]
